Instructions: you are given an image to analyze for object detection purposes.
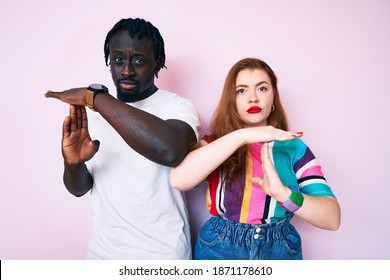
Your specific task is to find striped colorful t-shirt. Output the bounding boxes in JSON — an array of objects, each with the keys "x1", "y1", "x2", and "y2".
[{"x1": 204, "y1": 137, "x2": 335, "y2": 225}]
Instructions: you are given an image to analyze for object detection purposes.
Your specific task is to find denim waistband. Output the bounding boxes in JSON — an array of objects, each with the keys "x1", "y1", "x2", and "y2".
[{"x1": 209, "y1": 213, "x2": 295, "y2": 244}]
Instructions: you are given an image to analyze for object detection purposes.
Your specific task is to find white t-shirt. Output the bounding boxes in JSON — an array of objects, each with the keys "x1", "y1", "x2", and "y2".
[{"x1": 85, "y1": 89, "x2": 200, "y2": 259}]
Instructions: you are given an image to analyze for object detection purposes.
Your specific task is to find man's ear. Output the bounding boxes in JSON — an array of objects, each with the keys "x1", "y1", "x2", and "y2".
[{"x1": 155, "y1": 61, "x2": 160, "y2": 78}]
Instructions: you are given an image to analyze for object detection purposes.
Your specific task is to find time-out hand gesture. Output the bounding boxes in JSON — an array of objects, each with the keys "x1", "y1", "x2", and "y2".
[
  {"x1": 62, "y1": 105, "x2": 99, "y2": 165},
  {"x1": 241, "y1": 126, "x2": 302, "y2": 145},
  {"x1": 252, "y1": 142, "x2": 291, "y2": 202}
]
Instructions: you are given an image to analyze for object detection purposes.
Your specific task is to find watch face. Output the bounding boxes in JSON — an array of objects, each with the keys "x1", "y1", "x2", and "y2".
[
  {"x1": 90, "y1": 83, "x2": 104, "y2": 90},
  {"x1": 89, "y1": 83, "x2": 108, "y2": 93}
]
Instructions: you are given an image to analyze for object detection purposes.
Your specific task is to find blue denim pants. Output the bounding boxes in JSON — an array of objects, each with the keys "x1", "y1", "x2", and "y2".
[{"x1": 194, "y1": 214, "x2": 302, "y2": 260}]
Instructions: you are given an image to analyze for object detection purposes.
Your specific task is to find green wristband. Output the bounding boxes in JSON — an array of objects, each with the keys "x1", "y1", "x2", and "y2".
[
  {"x1": 277, "y1": 186, "x2": 304, "y2": 212},
  {"x1": 289, "y1": 190, "x2": 304, "y2": 207}
]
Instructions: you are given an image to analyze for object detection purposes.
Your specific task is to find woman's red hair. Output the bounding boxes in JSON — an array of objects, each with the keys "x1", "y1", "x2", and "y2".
[{"x1": 210, "y1": 58, "x2": 288, "y2": 191}]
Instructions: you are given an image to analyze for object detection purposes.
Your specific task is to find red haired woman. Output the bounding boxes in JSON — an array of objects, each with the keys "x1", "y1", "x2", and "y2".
[{"x1": 170, "y1": 58, "x2": 341, "y2": 260}]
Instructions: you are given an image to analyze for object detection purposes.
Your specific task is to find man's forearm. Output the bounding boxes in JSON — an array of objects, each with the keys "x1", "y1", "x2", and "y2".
[
  {"x1": 94, "y1": 93, "x2": 196, "y2": 166},
  {"x1": 63, "y1": 162, "x2": 93, "y2": 197}
]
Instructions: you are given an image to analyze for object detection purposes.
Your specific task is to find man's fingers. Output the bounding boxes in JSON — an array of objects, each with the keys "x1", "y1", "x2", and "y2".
[
  {"x1": 81, "y1": 106, "x2": 89, "y2": 129},
  {"x1": 90, "y1": 140, "x2": 100, "y2": 152},
  {"x1": 62, "y1": 116, "x2": 71, "y2": 138},
  {"x1": 76, "y1": 106, "x2": 82, "y2": 129},
  {"x1": 44, "y1": 90, "x2": 52, "y2": 98},
  {"x1": 44, "y1": 90, "x2": 58, "y2": 98},
  {"x1": 69, "y1": 105, "x2": 77, "y2": 132}
]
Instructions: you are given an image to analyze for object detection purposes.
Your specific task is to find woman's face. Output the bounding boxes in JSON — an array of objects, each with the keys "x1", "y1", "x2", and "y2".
[{"x1": 235, "y1": 68, "x2": 274, "y2": 128}]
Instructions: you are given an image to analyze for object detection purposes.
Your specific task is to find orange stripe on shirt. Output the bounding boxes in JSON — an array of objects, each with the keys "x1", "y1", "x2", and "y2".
[{"x1": 239, "y1": 152, "x2": 253, "y2": 223}]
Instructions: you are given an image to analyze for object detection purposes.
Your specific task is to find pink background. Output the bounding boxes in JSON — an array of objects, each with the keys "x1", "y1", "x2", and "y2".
[{"x1": 1, "y1": 0, "x2": 389, "y2": 259}]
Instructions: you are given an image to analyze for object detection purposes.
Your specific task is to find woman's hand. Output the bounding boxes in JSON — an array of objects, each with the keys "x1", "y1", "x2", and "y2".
[
  {"x1": 252, "y1": 142, "x2": 291, "y2": 202},
  {"x1": 240, "y1": 126, "x2": 302, "y2": 145}
]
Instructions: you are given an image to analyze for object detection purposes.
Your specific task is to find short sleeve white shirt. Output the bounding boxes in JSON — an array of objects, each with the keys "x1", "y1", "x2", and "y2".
[{"x1": 85, "y1": 89, "x2": 200, "y2": 259}]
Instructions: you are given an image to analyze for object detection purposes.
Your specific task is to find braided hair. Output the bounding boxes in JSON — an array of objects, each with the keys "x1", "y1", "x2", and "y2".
[{"x1": 104, "y1": 18, "x2": 166, "y2": 74}]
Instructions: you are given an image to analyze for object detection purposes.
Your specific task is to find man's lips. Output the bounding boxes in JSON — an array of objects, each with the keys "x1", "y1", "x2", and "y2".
[
  {"x1": 119, "y1": 81, "x2": 136, "y2": 90},
  {"x1": 247, "y1": 106, "x2": 262, "y2": 114}
]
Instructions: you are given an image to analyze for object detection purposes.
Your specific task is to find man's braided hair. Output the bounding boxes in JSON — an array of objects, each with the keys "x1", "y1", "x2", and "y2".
[{"x1": 104, "y1": 18, "x2": 166, "y2": 75}]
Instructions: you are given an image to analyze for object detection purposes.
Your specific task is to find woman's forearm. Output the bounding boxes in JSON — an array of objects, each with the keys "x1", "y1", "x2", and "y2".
[
  {"x1": 170, "y1": 130, "x2": 246, "y2": 191},
  {"x1": 294, "y1": 196, "x2": 341, "y2": 231}
]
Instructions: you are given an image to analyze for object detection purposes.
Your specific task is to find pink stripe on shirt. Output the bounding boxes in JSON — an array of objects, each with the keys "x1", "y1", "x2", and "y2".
[
  {"x1": 299, "y1": 164, "x2": 324, "y2": 179},
  {"x1": 246, "y1": 144, "x2": 267, "y2": 224}
]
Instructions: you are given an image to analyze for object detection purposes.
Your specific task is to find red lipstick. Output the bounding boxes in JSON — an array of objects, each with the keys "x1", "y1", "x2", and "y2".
[{"x1": 247, "y1": 106, "x2": 262, "y2": 114}]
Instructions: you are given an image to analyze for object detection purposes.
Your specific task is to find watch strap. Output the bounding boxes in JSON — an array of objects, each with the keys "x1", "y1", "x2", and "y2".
[{"x1": 85, "y1": 88, "x2": 95, "y2": 110}]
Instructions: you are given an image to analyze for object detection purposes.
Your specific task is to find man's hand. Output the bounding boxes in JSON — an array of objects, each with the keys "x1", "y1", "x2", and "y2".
[
  {"x1": 62, "y1": 105, "x2": 99, "y2": 165},
  {"x1": 45, "y1": 87, "x2": 87, "y2": 106}
]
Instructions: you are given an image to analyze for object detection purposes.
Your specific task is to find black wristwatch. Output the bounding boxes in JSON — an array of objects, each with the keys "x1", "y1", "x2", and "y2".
[{"x1": 85, "y1": 84, "x2": 108, "y2": 111}]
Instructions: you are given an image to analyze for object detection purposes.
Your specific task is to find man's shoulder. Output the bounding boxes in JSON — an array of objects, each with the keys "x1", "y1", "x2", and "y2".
[
  {"x1": 155, "y1": 89, "x2": 187, "y2": 101},
  {"x1": 153, "y1": 89, "x2": 197, "y2": 110}
]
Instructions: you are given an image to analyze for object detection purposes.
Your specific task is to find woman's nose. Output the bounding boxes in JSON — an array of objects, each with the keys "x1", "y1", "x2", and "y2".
[{"x1": 248, "y1": 90, "x2": 259, "y2": 103}]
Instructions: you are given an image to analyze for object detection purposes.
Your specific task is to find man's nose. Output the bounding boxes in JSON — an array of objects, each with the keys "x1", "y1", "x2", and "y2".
[{"x1": 121, "y1": 61, "x2": 135, "y2": 77}]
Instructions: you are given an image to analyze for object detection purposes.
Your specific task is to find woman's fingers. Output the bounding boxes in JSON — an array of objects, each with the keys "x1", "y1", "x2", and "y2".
[{"x1": 252, "y1": 176, "x2": 262, "y2": 185}]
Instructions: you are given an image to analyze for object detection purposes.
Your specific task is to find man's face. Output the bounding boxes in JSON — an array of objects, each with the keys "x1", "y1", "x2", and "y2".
[{"x1": 109, "y1": 30, "x2": 158, "y2": 102}]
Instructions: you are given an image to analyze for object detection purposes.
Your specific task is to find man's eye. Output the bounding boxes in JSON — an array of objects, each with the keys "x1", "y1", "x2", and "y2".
[
  {"x1": 236, "y1": 88, "x2": 246, "y2": 94},
  {"x1": 114, "y1": 57, "x2": 124, "y2": 63},
  {"x1": 132, "y1": 58, "x2": 144, "y2": 65}
]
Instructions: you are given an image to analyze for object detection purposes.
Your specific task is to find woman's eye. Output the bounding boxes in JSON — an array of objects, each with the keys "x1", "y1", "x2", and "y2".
[
  {"x1": 236, "y1": 88, "x2": 246, "y2": 94},
  {"x1": 258, "y1": 86, "x2": 268, "y2": 92}
]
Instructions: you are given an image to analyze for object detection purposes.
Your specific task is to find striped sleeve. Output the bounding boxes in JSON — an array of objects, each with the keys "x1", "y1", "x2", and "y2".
[{"x1": 293, "y1": 140, "x2": 335, "y2": 197}]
